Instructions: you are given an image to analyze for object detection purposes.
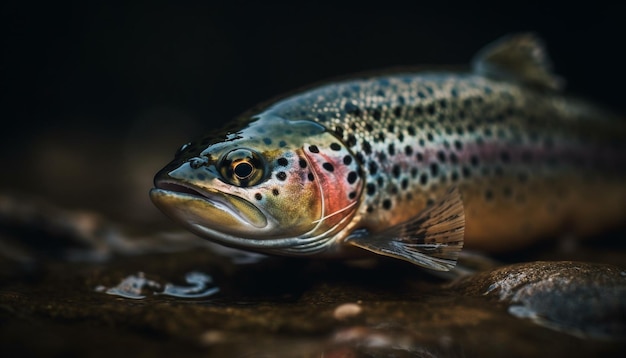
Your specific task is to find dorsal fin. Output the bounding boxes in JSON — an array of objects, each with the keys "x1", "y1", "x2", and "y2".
[
  {"x1": 471, "y1": 33, "x2": 564, "y2": 91},
  {"x1": 346, "y1": 187, "x2": 464, "y2": 271}
]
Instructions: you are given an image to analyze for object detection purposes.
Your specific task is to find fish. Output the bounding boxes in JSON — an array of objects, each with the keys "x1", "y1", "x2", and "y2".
[{"x1": 150, "y1": 34, "x2": 626, "y2": 271}]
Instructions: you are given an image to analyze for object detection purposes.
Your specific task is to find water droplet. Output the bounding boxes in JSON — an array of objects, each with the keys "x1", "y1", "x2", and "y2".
[{"x1": 95, "y1": 271, "x2": 219, "y2": 300}]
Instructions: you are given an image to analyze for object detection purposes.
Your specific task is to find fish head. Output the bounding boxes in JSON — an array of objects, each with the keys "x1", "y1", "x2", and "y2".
[{"x1": 150, "y1": 114, "x2": 364, "y2": 254}]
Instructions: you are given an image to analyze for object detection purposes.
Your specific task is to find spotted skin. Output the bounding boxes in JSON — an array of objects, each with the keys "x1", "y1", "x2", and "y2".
[{"x1": 151, "y1": 34, "x2": 626, "y2": 261}]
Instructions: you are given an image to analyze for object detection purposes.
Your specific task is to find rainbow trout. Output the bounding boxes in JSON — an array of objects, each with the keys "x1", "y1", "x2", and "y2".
[{"x1": 150, "y1": 34, "x2": 626, "y2": 271}]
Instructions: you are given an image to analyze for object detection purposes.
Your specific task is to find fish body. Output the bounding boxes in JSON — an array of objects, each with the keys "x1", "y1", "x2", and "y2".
[{"x1": 150, "y1": 34, "x2": 626, "y2": 270}]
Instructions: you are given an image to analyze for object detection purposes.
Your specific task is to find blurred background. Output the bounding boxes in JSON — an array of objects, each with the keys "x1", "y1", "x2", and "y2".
[{"x1": 1, "y1": 2, "x2": 624, "y2": 230}]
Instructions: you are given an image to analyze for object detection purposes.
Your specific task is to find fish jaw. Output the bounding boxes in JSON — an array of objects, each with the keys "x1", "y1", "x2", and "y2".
[{"x1": 149, "y1": 182, "x2": 270, "y2": 237}]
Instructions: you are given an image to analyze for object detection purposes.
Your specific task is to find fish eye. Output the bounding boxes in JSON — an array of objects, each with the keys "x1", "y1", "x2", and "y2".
[
  {"x1": 219, "y1": 148, "x2": 265, "y2": 187},
  {"x1": 233, "y1": 162, "x2": 254, "y2": 179}
]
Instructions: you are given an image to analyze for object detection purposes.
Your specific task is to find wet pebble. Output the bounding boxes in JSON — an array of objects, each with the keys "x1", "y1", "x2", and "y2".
[{"x1": 333, "y1": 302, "x2": 363, "y2": 320}]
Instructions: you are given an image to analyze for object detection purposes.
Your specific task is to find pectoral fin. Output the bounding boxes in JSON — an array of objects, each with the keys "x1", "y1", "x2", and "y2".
[{"x1": 346, "y1": 187, "x2": 465, "y2": 271}]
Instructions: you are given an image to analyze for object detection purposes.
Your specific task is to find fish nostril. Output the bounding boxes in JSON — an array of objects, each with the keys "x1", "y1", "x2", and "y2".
[{"x1": 189, "y1": 156, "x2": 208, "y2": 169}]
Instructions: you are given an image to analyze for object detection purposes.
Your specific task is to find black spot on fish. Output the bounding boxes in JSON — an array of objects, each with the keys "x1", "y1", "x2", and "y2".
[
  {"x1": 470, "y1": 155, "x2": 479, "y2": 167},
  {"x1": 347, "y1": 171, "x2": 357, "y2": 184},
  {"x1": 347, "y1": 135, "x2": 357, "y2": 147},
  {"x1": 349, "y1": 191, "x2": 357, "y2": 199},
  {"x1": 378, "y1": 152, "x2": 387, "y2": 162},
  {"x1": 335, "y1": 126, "x2": 344, "y2": 137},
  {"x1": 263, "y1": 138, "x2": 272, "y2": 145},
  {"x1": 445, "y1": 126, "x2": 453, "y2": 135},
  {"x1": 343, "y1": 155, "x2": 352, "y2": 165},
  {"x1": 279, "y1": 140, "x2": 287, "y2": 147},
  {"x1": 406, "y1": 192, "x2": 413, "y2": 200},
  {"x1": 330, "y1": 143, "x2": 341, "y2": 151},
  {"x1": 372, "y1": 108, "x2": 382, "y2": 121},
  {"x1": 451, "y1": 88, "x2": 458, "y2": 97},
  {"x1": 415, "y1": 107, "x2": 424, "y2": 116},
  {"x1": 362, "y1": 140, "x2": 372, "y2": 155},
  {"x1": 365, "y1": 123, "x2": 374, "y2": 132},
  {"x1": 376, "y1": 89, "x2": 385, "y2": 97},
  {"x1": 451, "y1": 171, "x2": 459, "y2": 182},
  {"x1": 277, "y1": 158, "x2": 288, "y2": 166},
  {"x1": 392, "y1": 165, "x2": 401, "y2": 178},
  {"x1": 449, "y1": 153, "x2": 458, "y2": 164},
  {"x1": 382, "y1": 199, "x2": 392, "y2": 210},
  {"x1": 407, "y1": 126, "x2": 416, "y2": 136},
  {"x1": 317, "y1": 114, "x2": 327, "y2": 122},
  {"x1": 376, "y1": 132, "x2": 385, "y2": 143},
  {"x1": 388, "y1": 143, "x2": 395, "y2": 156},
  {"x1": 299, "y1": 159, "x2": 307, "y2": 168},
  {"x1": 350, "y1": 123, "x2": 358, "y2": 131},
  {"x1": 387, "y1": 124, "x2": 395, "y2": 133},
  {"x1": 405, "y1": 146, "x2": 413, "y2": 156},
  {"x1": 366, "y1": 183, "x2": 376, "y2": 196},
  {"x1": 273, "y1": 188, "x2": 280, "y2": 196},
  {"x1": 462, "y1": 166, "x2": 471, "y2": 178},
  {"x1": 368, "y1": 161, "x2": 378, "y2": 175},
  {"x1": 454, "y1": 140, "x2": 463, "y2": 150},
  {"x1": 398, "y1": 133, "x2": 404, "y2": 142},
  {"x1": 484, "y1": 189, "x2": 494, "y2": 201},
  {"x1": 255, "y1": 193, "x2": 262, "y2": 200},
  {"x1": 344, "y1": 102, "x2": 362, "y2": 116},
  {"x1": 308, "y1": 172, "x2": 315, "y2": 181},
  {"x1": 439, "y1": 99, "x2": 448, "y2": 109},
  {"x1": 430, "y1": 163, "x2": 439, "y2": 177},
  {"x1": 309, "y1": 145, "x2": 319, "y2": 153},
  {"x1": 418, "y1": 91, "x2": 426, "y2": 99},
  {"x1": 426, "y1": 198, "x2": 435, "y2": 206},
  {"x1": 420, "y1": 173, "x2": 428, "y2": 185},
  {"x1": 456, "y1": 126, "x2": 464, "y2": 135},
  {"x1": 437, "y1": 151, "x2": 446, "y2": 162},
  {"x1": 276, "y1": 172, "x2": 287, "y2": 181},
  {"x1": 323, "y1": 163, "x2": 334, "y2": 172},
  {"x1": 467, "y1": 123, "x2": 475, "y2": 133},
  {"x1": 393, "y1": 107, "x2": 402, "y2": 117},
  {"x1": 397, "y1": 96, "x2": 406, "y2": 105},
  {"x1": 377, "y1": 177, "x2": 384, "y2": 187},
  {"x1": 410, "y1": 167, "x2": 418, "y2": 178},
  {"x1": 426, "y1": 133, "x2": 434, "y2": 142},
  {"x1": 426, "y1": 104, "x2": 436, "y2": 115},
  {"x1": 390, "y1": 185, "x2": 398, "y2": 195},
  {"x1": 500, "y1": 151, "x2": 511, "y2": 163},
  {"x1": 418, "y1": 138, "x2": 425, "y2": 147},
  {"x1": 416, "y1": 152, "x2": 424, "y2": 161},
  {"x1": 401, "y1": 178, "x2": 408, "y2": 190},
  {"x1": 484, "y1": 128, "x2": 493, "y2": 137},
  {"x1": 367, "y1": 205, "x2": 374, "y2": 213}
]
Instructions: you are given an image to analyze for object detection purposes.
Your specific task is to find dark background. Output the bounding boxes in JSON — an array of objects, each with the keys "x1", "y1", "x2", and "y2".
[{"x1": 1, "y1": 2, "x2": 624, "y2": 226}]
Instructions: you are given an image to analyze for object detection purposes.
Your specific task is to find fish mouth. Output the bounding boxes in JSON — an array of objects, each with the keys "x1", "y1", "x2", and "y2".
[{"x1": 150, "y1": 180, "x2": 269, "y2": 234}]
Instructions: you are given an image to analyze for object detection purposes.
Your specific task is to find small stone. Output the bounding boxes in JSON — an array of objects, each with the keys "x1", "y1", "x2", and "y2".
[{"x1": 333, "y1": 303, "x2": 362, "y2": 320}]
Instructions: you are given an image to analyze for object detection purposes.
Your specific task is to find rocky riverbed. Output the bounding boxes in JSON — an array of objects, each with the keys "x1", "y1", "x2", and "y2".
[{"x1": 1, "y1": 193, "x2": 625, "y2": 357}]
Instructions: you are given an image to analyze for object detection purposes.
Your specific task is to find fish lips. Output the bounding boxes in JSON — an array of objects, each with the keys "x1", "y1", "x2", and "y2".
[{"x1": 150, "y1": 181, "x2": 269, "y2": 237}]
